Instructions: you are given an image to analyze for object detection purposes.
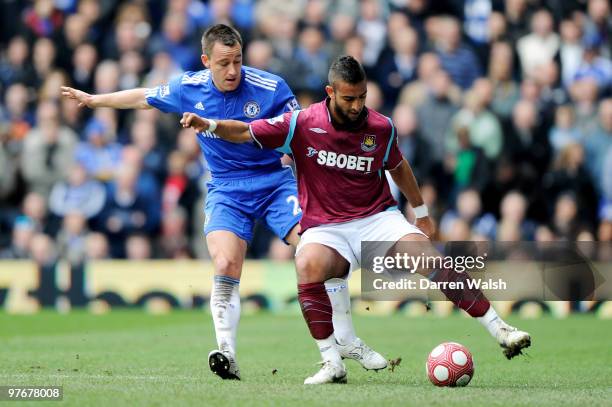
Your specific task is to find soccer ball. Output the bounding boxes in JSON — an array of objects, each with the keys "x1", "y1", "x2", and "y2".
[{"x1": 426, "y1": 342, "x2": 474, "y2": 387}]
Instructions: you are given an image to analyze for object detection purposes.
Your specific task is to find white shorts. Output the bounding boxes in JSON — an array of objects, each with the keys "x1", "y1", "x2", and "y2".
[{"x1": 296, "y1": 209, "x2": 426, "y2": 274}]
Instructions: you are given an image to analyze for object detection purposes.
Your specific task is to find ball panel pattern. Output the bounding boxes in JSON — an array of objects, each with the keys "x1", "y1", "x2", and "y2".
[{"x1": 426, "y1": 342, "x2": 474, "y2": 387}]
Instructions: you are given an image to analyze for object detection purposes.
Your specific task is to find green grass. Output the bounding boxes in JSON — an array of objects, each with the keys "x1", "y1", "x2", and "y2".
[{"x1": 0, "y1": 311, "x2": 610, "y2": 406}]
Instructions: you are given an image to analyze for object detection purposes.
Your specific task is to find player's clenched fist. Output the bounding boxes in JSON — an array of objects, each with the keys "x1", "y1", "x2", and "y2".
[
  {"x1": 60, "y1": 86, "x2": 94, "y2": 108},
  {"x1": 180, "y1": 112, "x2": 211, "y2": 133}
]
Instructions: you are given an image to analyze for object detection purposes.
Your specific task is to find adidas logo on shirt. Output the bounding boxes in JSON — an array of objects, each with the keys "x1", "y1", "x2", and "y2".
[{"x1": 194, "y1": 102, "x2": 205, "y2": 111}]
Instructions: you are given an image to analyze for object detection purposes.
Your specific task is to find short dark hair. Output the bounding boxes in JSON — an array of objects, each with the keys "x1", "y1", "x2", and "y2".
[
  {"x1": 201, "y1": 24, "x2": 243, "y2": 56},
  {"x1": 328, "y1": 55, "x2": 366, "y2": 87}
]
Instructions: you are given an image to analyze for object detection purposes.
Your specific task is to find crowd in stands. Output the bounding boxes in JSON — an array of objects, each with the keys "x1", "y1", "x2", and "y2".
[{"x1": 0, "y1": 0, "x2": 610, "y2": 265}]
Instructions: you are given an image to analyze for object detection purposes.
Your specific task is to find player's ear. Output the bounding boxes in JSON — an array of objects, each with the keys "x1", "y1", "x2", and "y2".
[
  {"x1": 325, "y1": 85, "x2": 334, "y2": 99},
  {"x1": 201, "y1": 54, "x2": 210, "y2": 68}
]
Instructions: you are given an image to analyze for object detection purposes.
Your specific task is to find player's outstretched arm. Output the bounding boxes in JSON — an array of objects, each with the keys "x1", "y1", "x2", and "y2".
[
  {"x1": 180, "y1": 113, "x2": 251, "y2": 143},
  {"x1": 389, "y1": 159, "x2": 435, "y2": 237},
  {"x1": 61, "y1": 86, "x2": 152, "y2": 110}
]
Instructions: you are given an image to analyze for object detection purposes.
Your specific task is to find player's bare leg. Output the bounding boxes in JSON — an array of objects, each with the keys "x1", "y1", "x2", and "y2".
[
  {"x1": 286, "y1": 225, "x2": 386, "y2": 371},
  {"x1": 284, "y1": 224, "x2": 301, "y2": 247},
  {"x1": 395, "y1": 234, "x2": 531, "y2": 359},
  {"x1": 206, "y1": 230, "x2": 247, "y2": 380},
  {"x1": 296, "y1": 243, "x2": 348, "y2": 384}
]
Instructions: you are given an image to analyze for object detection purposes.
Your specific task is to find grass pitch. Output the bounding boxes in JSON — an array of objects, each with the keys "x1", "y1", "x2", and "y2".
[{"x1": 0, "y1": 310, "x2": 610, "y2": 406}]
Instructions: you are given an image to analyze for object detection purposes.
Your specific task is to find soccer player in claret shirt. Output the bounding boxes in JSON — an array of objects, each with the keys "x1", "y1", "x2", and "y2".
[
  {"x1": 182, "y1": 55, "x2": 532, "y2": 385},
  {"x1": 62, "y1": 25, "x2": 387, "y2": 381}
]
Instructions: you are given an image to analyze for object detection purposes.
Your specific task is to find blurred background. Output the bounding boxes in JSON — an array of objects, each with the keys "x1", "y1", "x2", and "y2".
[
  {"x1": 0, "y1": 6, "x2": 610, "y2": 401},
  {"x1": 0, "y1": 1, "x2": 610, "y2": 313}
]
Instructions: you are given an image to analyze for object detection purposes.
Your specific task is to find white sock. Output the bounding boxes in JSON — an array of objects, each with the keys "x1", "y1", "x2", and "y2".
[
  {"x1": 477, "y1": 306, "x2": 504, "y2": 338},
  {"x1": 325, "y1": 278, "x2": 357, "y2": 346},
  {"x1": 315, "y1": 334, "x2": 342, "y2": 364},
  {"x1": 211, "y1": 275, "x2": 241, "y2": 355}
]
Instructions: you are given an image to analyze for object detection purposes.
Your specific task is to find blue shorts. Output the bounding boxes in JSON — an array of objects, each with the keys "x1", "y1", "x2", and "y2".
[{"x1": 204, "y1": 167, "x2": 302, "y2": 242}]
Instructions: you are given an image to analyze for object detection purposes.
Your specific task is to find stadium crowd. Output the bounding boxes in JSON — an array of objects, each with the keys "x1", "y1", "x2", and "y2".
[{"x1": 0, "y1": 0, "x2": 610, "y2": 264}]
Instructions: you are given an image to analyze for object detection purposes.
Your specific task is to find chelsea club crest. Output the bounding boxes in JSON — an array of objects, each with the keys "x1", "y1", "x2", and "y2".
[
  {"x1": 244, "y1": 101, "x2": 260, "y2": 118},
  {"x1": 361, "y1": 134, "x2": 377, "y2": 152}
]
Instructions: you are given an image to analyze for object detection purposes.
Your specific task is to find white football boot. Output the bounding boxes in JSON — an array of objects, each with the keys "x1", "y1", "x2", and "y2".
[
  {"x1": 208, "y1": 349, "x2": 241, "y2": 380},
  {"x1": 337, "y1": 337, "x2": 388, "y2": 370},
  {"x1": 496, "y1": 322, "x2": 531, "y2": 359},
  {"x1": 304, "y1": 360, "x2": 347, "y2": 385}
]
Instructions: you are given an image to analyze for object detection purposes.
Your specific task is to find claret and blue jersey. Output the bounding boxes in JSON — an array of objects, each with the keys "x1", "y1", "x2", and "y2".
[{"x1": 145, "y1": 66, "x2": 302, "y2": 242}]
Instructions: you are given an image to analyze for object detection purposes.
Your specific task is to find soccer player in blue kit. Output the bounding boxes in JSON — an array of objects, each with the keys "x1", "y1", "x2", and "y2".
[{"x1": 62, "y1": 24, "x2": 386, "y2": 380}]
